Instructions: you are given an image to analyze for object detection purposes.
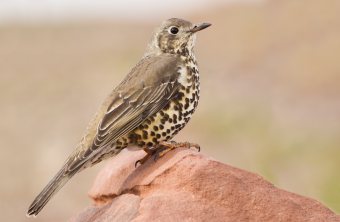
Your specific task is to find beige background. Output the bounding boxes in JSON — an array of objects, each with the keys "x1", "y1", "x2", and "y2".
[{"x1": 1, "y1": 0, "x2": 340, "y2": 221}]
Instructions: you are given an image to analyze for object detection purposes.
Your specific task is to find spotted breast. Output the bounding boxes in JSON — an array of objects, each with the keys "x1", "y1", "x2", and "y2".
[{"x1": 118, "y1": 55, "x2": 200, "y2": 150}]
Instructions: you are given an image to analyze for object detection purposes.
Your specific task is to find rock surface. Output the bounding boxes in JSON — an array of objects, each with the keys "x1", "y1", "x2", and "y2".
[{"x1": 69, "y1": 147, "x2": 340, "y2": 222}]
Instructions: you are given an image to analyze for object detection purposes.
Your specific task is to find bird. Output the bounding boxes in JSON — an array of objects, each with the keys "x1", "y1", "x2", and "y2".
[{"x1": 27, "y1": 18, "x2": 211, "y2": 217}]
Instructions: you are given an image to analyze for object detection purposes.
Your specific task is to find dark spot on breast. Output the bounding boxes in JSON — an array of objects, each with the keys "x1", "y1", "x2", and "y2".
[
  {"x1": 156, "y1": 134, "x2": 161, "y2": 139},
  {"x1": 167, "y1": 129, "x2": 171, "y2": 133},
  {"x1": 150, "y1": 116, "x2": 155, "y2": 122},
  {"x1": 162, "y1": 132, "x2": 166, "y2": 137},
  {"x1": 173, "y1": 114, "x2": 177, "y2": 120},
  {"x1": 116, "y1": 141, "x2": 122, "y2": 145},
  {"x1": 144, "y1": 124, "x2": 149, "y2": 129},
  {"x1": 163, "y1": 103, "x2": 170, "y2": 111},
  {"x1": 174, "y1": 105, "x2": 179, "y2": 111},
  {"x1": 164, "y1": 114, "x2": 169, "y2": 120},
  {"x1": 168, "y1": 118, "x2": 172, "y2": 123},
  {"x1": 139, "y1": 125, "x2": 144, "y2": 130},
  {"x1": 152, "y1": 138, "x2": 158, "y2": 143},
  {"x1": 146, "y1": 119, "x2": 151, "y2": 125},
  {"x1": 150, "y1": 131, "x2": 155, "y2": 136},
  {"x1": 147, "y1": 142, "x2": 153, "y2": 146},
  {"x1": 186, "y1": 88, "x2": 190, "y2": 93},
  {"x1": 160, "y1": 110, "x2": 164, "y2": 116},
  {"x1": 153, "y1": 126, "x2": 158, "y2": 131},
  {"x1": 160, "y1": 119, "x2": 165, "y2": 124},
  {"x1": 159, "y1": 124, "x2": 164, "y2": 130},
  {"x1": 173, "y1": 119, "x2": 177, "y2": 124},
  {"x1": 139, "y1": 141, "x2": 145, "y2": 147},
  {"x1": 171, "y1": 126, "x2": 175, "y2": 130},
  {"x1": 184, "y1": 103, "x2": 189, "y2": 110},
  {"x1": 192, "y1": 67, "x2": 196, "y2": 74},
  {"x1": 166, "y1": 136, "x2": 171, "y2": 140},
  {"x1": 143, "y1": 134, "x2": 148, "y2": 139}
]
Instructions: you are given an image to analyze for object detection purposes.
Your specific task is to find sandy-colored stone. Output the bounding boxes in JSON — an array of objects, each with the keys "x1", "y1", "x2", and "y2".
[
  {"x1": 70, "y1": 147, "x2": 340, "y2": 222},
  {"x1": 69, "y1": 194, "x2": 142, "y2": 222}
]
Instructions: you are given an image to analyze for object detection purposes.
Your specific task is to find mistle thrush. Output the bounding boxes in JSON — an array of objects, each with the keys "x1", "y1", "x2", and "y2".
[{"x1": 27, "y1": 18, "x2": 211, "y2": 217}]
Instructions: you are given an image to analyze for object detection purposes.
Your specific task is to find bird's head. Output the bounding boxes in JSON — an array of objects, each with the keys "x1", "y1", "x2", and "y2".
[{"x1": 144, "y1": 18, "x2": 211, "y2": 57}]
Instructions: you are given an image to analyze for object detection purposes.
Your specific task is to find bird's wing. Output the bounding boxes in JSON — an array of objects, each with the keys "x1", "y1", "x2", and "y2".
[{"x1": 64, "y1": 55, "x2": 183, "y2": 173}]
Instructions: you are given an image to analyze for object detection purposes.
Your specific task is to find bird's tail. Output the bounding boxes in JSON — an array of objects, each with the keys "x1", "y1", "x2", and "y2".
[{"x1": 26, "y1": 163, "x2": 83, "y2": 217}]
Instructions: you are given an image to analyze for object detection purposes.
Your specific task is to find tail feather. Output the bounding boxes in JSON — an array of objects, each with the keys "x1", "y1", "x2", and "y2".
[
  {"x1": 26, "y1": 163, "x2": 83, "y2": 217},
  {"x1": 26, "y1": 145, "x2": 121, "y2": 217}
]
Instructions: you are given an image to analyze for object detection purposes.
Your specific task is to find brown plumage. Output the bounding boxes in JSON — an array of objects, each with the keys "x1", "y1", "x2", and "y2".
[{"x1": 27, "y1": 18, "x2": 210, "y2": 217}]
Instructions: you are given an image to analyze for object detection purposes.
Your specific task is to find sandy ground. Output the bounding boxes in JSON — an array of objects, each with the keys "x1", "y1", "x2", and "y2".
[{"x1": 1, "y1": 0, "x2": 340, "y2": 221}]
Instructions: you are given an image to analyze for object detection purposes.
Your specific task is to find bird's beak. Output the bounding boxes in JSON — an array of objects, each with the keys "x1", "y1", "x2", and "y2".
[{"x1": 190, "y1": 23, "x2": 211, "y2": 33}]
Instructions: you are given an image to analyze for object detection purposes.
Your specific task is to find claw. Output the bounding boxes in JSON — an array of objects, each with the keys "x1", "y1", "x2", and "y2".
[
  {"x1": 135, "y1": 160, "x2": 140, "y2": 168},
  {"x1": 135, "y1": 141, "x2": 200, "y2": 167},
  {"x1": 154, "y1": 153, "x2": 159, "y2": 162},
  {"x1": 134, "y1": 144, "x2": 165, "y2": 167}
]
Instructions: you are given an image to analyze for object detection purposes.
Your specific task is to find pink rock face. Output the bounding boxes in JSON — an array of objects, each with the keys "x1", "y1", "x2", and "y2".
[{"x1": 69, "y1": 148, "x2": 340, "y2": 222}]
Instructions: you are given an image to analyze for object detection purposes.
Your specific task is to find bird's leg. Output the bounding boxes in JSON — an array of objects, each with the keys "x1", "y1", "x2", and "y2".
[
  {"x1": 157, "y1": 141, "x2": 200, "y2": 158},
  {"x1": 135, "y1": 144, "x2": 164, "y2": 167}
]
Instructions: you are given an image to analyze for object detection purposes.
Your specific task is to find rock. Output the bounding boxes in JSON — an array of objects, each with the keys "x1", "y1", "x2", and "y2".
[{"x1": 69, "y1": 147, "x2": 340, "y2": 222}]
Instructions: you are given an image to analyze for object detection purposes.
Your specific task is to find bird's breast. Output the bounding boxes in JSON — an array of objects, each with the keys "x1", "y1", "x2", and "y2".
[{"x1": 113, "y1": 55, "x2": 200, "y2": 150}]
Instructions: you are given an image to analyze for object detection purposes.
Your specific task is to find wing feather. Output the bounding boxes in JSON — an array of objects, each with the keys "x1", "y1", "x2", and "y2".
[{"x1": 64, "y1": 55, "x2": 183, "y2": 174}]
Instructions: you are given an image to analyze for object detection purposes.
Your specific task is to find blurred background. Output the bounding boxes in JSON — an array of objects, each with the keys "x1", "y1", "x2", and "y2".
[{"x1": 1, "y1": 0, "x2": 340, "y2": 221}]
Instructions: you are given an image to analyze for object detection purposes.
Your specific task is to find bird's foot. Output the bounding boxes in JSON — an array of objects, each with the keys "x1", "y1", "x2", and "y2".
[
  {"x1": 135, "y1": 144, "x2": 164, "y2": 167},
  {"x1": 154, "y1": 141, "x2": 200, "y2": 161}
]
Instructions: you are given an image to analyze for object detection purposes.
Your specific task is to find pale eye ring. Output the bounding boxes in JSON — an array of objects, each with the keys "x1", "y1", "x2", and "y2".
[{"x1": 169, "y1": 27, "x2": 179, "y2": 35}]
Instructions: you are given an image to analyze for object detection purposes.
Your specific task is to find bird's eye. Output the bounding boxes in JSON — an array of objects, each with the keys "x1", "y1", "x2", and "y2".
[{"x1": 170, "y1": 27, "x2": 179, "y2": 34}]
